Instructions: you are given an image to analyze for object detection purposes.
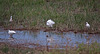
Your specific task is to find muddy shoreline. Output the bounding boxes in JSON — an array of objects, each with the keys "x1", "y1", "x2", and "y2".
[
  {"x1": 0, "y1": 42, "x2": 67, "y2": 51},
  {"x1": 3, "y1": 27, "x2": 100, "y2": 34},
  {"x1": 0, "y1": 42, "x2": 46, "y2": 50}
]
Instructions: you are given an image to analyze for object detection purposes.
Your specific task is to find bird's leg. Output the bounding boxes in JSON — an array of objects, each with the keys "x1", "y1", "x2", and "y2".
[
  {"x1": 46, "y1": 35, "x2": 49, "y2": 51},
  {"x1": 50, "y1": 31, "x2": 52, "y2": 37},
  {"x1": 10, "y1": 34, "x2": 14, "y2": 39},
  {"x1": 49, "y1": 27, "x2": 52, "y2": 37},
  {"x1": 46, "y1": 41, "x2": 49, "y2": 51},
  {"x1": 87, "y1": 27, "x2": 90, "y2": 34}
]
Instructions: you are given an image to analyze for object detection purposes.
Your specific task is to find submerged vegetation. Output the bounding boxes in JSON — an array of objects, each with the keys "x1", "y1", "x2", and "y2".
[{"x1": 0, "y1": 0, "x2": 100, "y2": 31}]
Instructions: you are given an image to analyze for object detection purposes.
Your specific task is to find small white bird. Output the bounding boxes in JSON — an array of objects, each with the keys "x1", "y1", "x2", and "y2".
[
  {"x1": 9, "y1": 16, "x2": 13, "y2": 22},
  {"x1": 8, "y1": 30, "x2": 16, "y2": 35},
  {"x1": 46, "y1": 19, "x2": 55, "y2": 27},
  {"x1": 86, "y1": 22, "x2": 90, "y2": 28}
]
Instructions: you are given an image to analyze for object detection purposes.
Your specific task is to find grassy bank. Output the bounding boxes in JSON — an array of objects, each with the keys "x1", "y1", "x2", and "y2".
[
  {"x1": 0, "y1": 0, "x2": 100, "y2": 31},
  {"x1": 0, "y1": 42, "x2": 100, "y2": 54}
]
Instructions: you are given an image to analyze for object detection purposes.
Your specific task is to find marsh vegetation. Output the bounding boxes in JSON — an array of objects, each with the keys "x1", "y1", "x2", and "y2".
[
  {"x1": 0, "y1": 0, "x2": 100, "y2": 54},
  {"x1": 0, "y1": 0, "x2": 100, "y2": 31}
]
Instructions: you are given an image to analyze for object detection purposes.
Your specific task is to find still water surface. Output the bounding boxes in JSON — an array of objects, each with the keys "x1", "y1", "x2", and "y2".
[{"x1": 0, "y1": 28, "x2": 100, "y2": 48}]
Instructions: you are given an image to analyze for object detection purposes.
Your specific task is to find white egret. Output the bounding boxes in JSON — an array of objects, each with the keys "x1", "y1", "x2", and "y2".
[
  {"x1": 46, "y1": 19, "x2": 55, "y2": 27},
  {"x1": 9, "y1": 16, "x2": 13, "y2": 22},
  {"x1": 8, "y1": 30, "x2": 16, "y2": 39},
  {"x1": 86, "y1": 22, "x2": 90, "y2": 28},
  {"x1": 8, "y1": 30, "x2": 16, "y2": 35}
]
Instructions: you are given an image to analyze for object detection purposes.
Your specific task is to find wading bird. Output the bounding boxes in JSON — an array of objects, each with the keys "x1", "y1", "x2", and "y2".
[
  {"x1": 8, "y1": 30, "x2": 16, "y2": 35},
  {"x1": 46, "y1": 19, "x2": 55, "y2": 27},
  {"x1": 9, "y1": 16, "x2": 13, "y2": 22},
  {"x1": 86, "y1": 22, "x2": 90, "y2": 28},
  {"x1": 8, "y1": 30, "x2": 16, "y2": 39}
]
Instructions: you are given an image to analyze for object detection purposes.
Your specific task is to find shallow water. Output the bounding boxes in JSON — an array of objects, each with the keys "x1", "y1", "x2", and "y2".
[{"x1": 0, "y1": 28, "x2": 100, "y2": 48}]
